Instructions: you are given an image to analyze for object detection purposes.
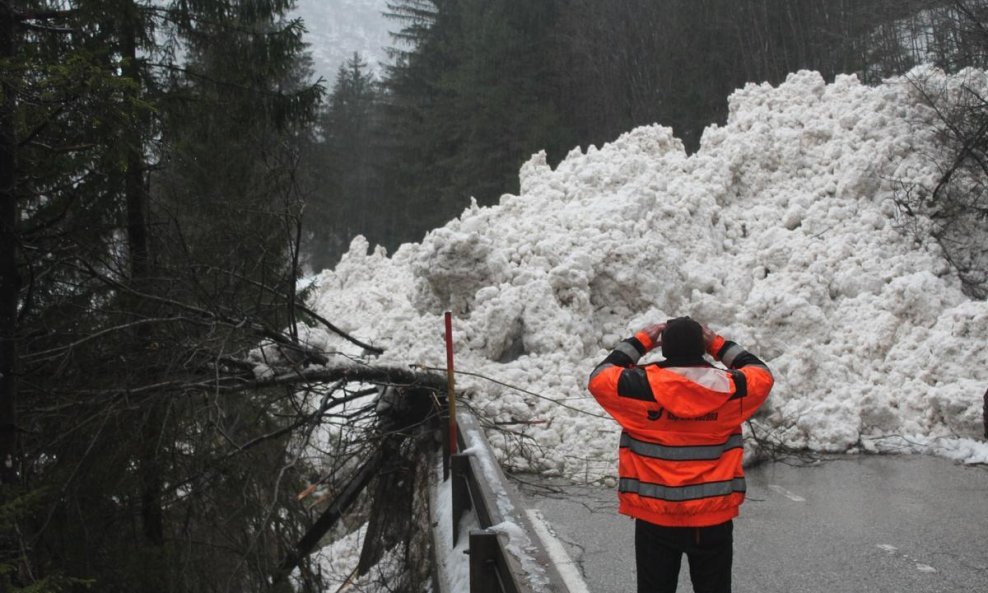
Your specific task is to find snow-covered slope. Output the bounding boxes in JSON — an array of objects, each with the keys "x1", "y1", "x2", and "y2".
[{"x1": 304, "y1": 68, "x2": 988, "y2": 477}]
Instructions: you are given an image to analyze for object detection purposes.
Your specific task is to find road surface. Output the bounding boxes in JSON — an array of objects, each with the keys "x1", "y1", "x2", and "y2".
[{"x1": 519, "y1": 454, "x2": 988, "y2": 593}]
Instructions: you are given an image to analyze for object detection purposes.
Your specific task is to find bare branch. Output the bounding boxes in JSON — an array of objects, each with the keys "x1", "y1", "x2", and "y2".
[
  {"x1": 187, "y1": 264, "x2": 384, "y2": 354},
  {"x1": 22, "y1": 316, "x2": 209, "y2": 362},
  {"x1": 76, "y1": 260, "x2": 331, "y2": 365}
]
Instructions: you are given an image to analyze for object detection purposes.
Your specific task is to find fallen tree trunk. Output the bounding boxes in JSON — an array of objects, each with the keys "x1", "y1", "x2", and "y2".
[{"x1": 258, "y1": 364, "x2": 448, "y2": 393}]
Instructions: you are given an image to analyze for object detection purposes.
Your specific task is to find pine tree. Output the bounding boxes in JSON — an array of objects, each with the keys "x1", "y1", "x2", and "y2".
[
  {"x1": 1, "y1": 0, "x2": 20, "y2": 490},
  {"x1": 442, "y1": 0, "x2": 569, "y2": 201},
  {"x1": 378, "y1": 0, "x2": 574, "y2": 245},
  {"x1": 3, "y1": 2, "x2": 326, "y2": 591},
  {"x1": 379, "y1": 0, "x2": 459, "y2": 245},
  {"x1": 305, "y1": 52, "x2": 384, "y2": 270}
]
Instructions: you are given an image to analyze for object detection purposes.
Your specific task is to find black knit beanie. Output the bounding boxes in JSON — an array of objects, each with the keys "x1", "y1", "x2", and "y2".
[{"x1": 661, "y1": 317, "x2": 704, "y2": 360}]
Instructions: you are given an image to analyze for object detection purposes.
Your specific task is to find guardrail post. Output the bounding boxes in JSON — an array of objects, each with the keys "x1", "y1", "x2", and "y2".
[
  {"x1": 469, "y1": 529, "x2": 501, "y2": 593},
  {"x1": 451, "y1": 453, "x2": 472, "y2": 545}
]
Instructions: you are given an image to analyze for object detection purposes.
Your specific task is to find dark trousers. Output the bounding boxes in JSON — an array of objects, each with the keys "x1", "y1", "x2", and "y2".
[{"x1": 635, "y1": 519, "x2": 733, "y2": 593}]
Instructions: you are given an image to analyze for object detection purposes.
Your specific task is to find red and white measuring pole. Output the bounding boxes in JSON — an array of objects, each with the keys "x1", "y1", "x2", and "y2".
[{"x1": 444, "y1": 311, "x2": 458, "y2": 458}]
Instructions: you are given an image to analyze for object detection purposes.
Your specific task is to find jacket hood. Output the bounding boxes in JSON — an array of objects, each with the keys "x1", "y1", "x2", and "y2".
[{"x1": 652, "y1": 366, "x2": 734, "y2": 418}]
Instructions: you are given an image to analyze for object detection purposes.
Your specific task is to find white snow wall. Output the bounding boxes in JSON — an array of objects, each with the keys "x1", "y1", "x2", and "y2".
[{"x1": 306, "y1": 68, "x2": 988, "y2": 476}]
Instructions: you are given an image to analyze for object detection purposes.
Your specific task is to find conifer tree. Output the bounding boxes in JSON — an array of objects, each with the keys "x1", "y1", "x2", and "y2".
[
  {"x1": 378, "y1": 0, "x2": 574, "y2": 246},
  {"x1": 2, "y1": 2, "x2": 325, "y2": 591},
  {"x1": 379, "y1": 0, "x2": 458, "y2": 245},
  {"x1": 306, "y1": 52, "x2": 384, "y2": 269}
]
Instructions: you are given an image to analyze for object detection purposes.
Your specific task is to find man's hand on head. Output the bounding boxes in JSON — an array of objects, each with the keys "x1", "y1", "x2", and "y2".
[
  {"x1": 701, "y1": 324, "x2": 717, "y2": 348},
  {"x1": 640, "y1": 323, "x2": 666, "y2": 346}
]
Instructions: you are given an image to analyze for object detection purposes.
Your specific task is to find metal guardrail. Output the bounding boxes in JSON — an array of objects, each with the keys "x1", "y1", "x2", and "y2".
[{"x1": 434, "y1": 410, "x2": 574, "y2": 593}]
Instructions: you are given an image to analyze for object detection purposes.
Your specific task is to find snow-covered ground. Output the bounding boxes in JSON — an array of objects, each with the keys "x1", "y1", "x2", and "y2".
[{"x1": 301, "y1": 67, "x2": 988, "y2": 480}]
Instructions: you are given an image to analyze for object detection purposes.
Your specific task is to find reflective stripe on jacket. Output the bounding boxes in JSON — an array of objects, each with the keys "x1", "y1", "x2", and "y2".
[{"x1": 587, "y1": 331, "x2": 774, "y2": 527}]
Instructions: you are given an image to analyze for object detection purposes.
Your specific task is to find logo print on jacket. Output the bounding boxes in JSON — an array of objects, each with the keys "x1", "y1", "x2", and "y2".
[{"x1": 647, "y1": 408, "x2": 664, "y2": 421}]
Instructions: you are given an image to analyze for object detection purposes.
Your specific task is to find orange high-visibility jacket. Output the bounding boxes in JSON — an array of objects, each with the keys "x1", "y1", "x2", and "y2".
[{"x1": 588, "y1": 331, "x2": 774, "y2": 527}]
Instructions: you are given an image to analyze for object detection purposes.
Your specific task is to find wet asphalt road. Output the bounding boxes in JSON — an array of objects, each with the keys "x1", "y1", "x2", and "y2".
[{"x1": 518, "y1": 455, "x2": 988, "y2": 593}]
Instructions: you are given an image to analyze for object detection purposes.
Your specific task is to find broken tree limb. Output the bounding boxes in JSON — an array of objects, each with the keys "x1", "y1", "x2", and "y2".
[
  {"x1": 356, "y1": 436, "x2": 415, "y2": 575},
  {"x1": 273, "y1": 447, "x2": 385, "y2": 584},
  {"x1": 294, "y1": 304, "x2": 384, "y2": 356}
]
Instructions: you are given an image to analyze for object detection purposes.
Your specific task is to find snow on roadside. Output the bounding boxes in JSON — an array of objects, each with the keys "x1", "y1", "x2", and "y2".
[{"x1": 304, "y1": 67, "x2": 988, "y2": 478}]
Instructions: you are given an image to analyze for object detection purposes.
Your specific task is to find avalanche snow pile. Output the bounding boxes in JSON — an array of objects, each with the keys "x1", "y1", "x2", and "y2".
[{"x1": 305, "y1": 68, "x2": 988, "y2": 476}]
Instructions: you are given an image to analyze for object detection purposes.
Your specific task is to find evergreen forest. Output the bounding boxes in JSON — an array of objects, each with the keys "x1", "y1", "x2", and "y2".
[{"x1": 1, "y1": 1, "x2": 987, "y2": 592}]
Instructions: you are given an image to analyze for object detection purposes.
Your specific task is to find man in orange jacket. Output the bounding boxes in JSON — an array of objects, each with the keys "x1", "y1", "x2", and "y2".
[{"x1": 587, "y1": 317, "x2": 774, "y2": 593}]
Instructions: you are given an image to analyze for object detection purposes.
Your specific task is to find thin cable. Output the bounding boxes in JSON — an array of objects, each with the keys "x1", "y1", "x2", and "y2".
[{"x1": 411, "y1": 364, "x2": 609, "y2": 420}]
